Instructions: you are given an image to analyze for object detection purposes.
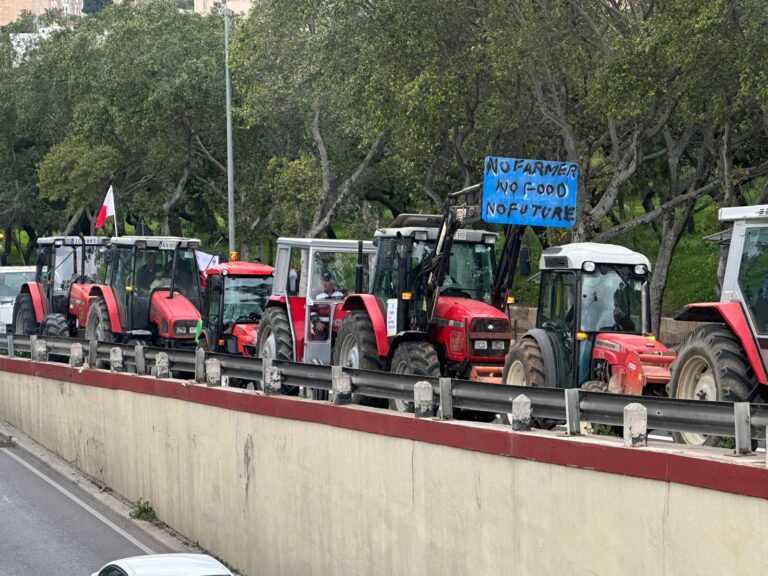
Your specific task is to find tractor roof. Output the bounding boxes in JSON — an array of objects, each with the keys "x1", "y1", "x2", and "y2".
[
  {"x1": 540, "y1": 243, "x2": 651, "y2": 271},
  {"x1": 275, "y1": 238, "x2": 375, "y2": 252},
  {"x1": 108, "y1": 236, "x2": 201, "y2": 249},
  {"x1": 37, "y1": 236, "x2": 110, "y2": 247},
  {"x1": 719, "y1": 205, "x2": 768, "y2": 223},
  {"x1": 206, "y1": 261, "x2": 274, "y2": 277},
  {"x1": 374, "y1": 226, "x2": 498, "y2": 243}
]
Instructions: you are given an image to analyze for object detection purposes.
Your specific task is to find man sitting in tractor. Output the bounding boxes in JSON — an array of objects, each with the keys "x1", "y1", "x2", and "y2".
[{"x1": 311, "y1": 272, "x2": 343, "y2": 299}]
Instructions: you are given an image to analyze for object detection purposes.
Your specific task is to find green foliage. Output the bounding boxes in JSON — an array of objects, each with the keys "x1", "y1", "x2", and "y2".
[{"x1": 129, "y1": 498, "x2": 157, "y2": 522}]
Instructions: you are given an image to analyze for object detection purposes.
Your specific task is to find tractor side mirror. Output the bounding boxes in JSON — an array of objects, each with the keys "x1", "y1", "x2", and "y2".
[
  {"x1": 104, "y1": 251, "x2": 113, "y2": 264},
  {"x1": 520, "y1": 245, "x2": 531, "y2": 277},
  {"x1": 36, "y1": 248, "x2": 45, "y2": 266}
]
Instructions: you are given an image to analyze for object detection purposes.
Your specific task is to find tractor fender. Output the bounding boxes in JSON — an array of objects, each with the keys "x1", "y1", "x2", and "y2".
[
  {"x1": 340, "y1": 294, "x2": 390, "y2": 357},
  {"x1": 518, "y1": 328, "x2": 560, "y2": 387},
  {"x1": 87, "y1": 287, "x2": 123, "y2": 335},
  {"x1": 19, "y1": 281, "x2": 47, "y2": 323},
  {"x1": 675, "y1": 302, "x2": 767, "y2": 384}
]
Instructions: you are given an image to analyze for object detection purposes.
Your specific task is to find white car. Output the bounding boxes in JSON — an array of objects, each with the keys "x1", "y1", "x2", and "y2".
[
  {"x1": 0, "y1": 266, "x2": 35, "y2": 333},
  {"x1": 91, "y1": 553, "x2": 233, "y2": 576}
]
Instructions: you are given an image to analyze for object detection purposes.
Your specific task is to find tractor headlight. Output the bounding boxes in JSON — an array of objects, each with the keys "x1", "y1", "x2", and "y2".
[
  {"x1": 474, "y1": 340, "x2": 488, "y2": 350},
  {"x1": 491, "y1": 340, "x2": 505, "y2": 350},
  {"x1": 582, "y1": 261, "x2": 596, "y2": 272},
  {"x1": 634, "y1": 264, "x2": 648, "y2": 275}
]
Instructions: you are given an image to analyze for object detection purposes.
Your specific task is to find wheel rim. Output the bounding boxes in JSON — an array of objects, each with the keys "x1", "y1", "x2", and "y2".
[
  {"x1": 392, "y1": 357, "x2": 414, "y2": 413},
  {"x1": 260, "y1": 328, "x2": 276, "y2": 358},
  {"x1": 504, "y1": 359, "x2": 527, "y2": 421},
  {"x1": 676, "y1": 356, "x2": 716, "y2": 446},
  {"x1": 340, "y1": 336, "x2": 360, "y2": 369}
]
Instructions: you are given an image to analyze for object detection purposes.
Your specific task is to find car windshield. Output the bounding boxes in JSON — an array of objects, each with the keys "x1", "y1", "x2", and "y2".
[
  {"x1": 0, "y1": 270, "x2": 35, "y2": 303},
  {"x1": 222, "y1": 275, "x2": 273, "y2": 324},
  {"x1": 579, "y1": 266, "x2": 643, "y2": 334}
]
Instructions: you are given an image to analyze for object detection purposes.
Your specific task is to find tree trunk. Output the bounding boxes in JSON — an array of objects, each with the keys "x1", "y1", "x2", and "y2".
[{"x1": 649, "y1": 202, "x2": 695, "y2": 335}]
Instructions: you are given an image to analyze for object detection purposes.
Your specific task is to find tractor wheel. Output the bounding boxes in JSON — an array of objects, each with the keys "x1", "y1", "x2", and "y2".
[
  {"x1": 389, "y1": 341, "x2": 440, "y2": 413},
  {"x1": 256, "y1": 307, "x2": 297, "y2": 395},
  {"x1": 86, "y1": 299, "x2": 116, "y2": 343},
  {"x1": 670, "y1": 323, "x2": 756, "y2": 447},
  {"x1": 40, "y1": 314, "x2": 70, "y2": 338},
  {"x1": 13, "y1": 293, "x2": 37, "y2": 336},
  {"x1": 500, "y1": 337, "x2": 548, "y2": 426},
  {"x1": 333, "y1": 311, "x2": 386, "y2": 408}
]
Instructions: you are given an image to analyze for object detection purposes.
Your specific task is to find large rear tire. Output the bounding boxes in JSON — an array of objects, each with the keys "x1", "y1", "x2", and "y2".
[
  {"x1": 255, "y1": 307, "x2": 297, "y2": 395},
  {"x1": 669, "y1": 323, "x2": 755, "y2": 446},
  {"x1": 500, "y1": 337, "x2": 548, "y2": 426},
  {"x1": 13, "y1": 293, "x2": 37, "y2": 336},
  {"x1": 389, "y1": 341, "x2": 440, "y2": 413},
  {"x1": 40, "y1": 313, "x2": 70, "y2": 338},
  {"x1": 85, "y1": 299, "x2": 116, "y2": 369},
  {"x1": 333, "y1": 311, "x2": 386, "y2": 407}
]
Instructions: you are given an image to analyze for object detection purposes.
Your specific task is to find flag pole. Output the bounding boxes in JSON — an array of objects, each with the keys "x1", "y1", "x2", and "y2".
[{"x1": 112, "y1": 189, "x2": 119, "y2": 238}]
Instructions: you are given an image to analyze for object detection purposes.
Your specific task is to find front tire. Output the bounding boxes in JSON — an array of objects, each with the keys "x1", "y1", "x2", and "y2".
[
  {"x1": 13, "y1": 293, "x2": 37, "y2": 336},
  {"x1": 669, "y1": 323, "x2": 755, "y2": 446},
  {"x1": 500, "y1": 337, "x2": 548, "y2": 426},
  {"x1": 333, "y1": 312, "x2": 386, "y2": 407},
  {"x1": 40, "y1": 313, "x2": 70, "y2": 338},
  {"x1": 256, "y1": 307, "x2": 296, "y2": 395},
  {"x1": 389, "y1": 341, "x2": 440, "y2": 413}
]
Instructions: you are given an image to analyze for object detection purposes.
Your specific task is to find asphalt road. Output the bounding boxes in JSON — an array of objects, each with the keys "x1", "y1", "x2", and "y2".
[{"x1": 0, "y1": 444, "x2": 174, "y2": 576}]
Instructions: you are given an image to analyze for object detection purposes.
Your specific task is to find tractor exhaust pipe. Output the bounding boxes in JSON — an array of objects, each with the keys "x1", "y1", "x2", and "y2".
[{"x1": 354, "y1": 240, "x2": 364, "y2": 293}]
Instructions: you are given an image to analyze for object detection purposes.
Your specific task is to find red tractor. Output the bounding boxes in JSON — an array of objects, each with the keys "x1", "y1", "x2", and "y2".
[
  {"x1": 198, "y1": 260, "x2": 274, "y2": 357},
  {"x1": 83, "y1": 236, "x2": 203, "y2": 347},
  {"x1": 670, "y1": 205, "x2": 768, "y2": 445},
  {"x1": 332, "y1": 207, "x2": 518, "y2": 412},
  {"x1": 502, "y1": 243, "x2": 675, "y2": 423},
  {"x1": 13, "y1": 236, "x2": 110, "y2": 337}
]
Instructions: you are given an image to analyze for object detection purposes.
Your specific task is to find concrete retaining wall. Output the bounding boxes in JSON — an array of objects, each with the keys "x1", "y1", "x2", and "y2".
[{"x1": 1, "y1": 358, "x2": 767, "y2": 576}]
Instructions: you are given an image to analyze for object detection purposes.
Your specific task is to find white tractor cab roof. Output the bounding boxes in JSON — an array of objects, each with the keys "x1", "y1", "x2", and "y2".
[
  {"x1": 719, "y1": 204, "x2": 768, "y2": 222},
  {"x1": 276, "y1": 238, "x2": 374, "y2": 251},
  {"x1": 374, "y1": 213, "x2": 499, "y2": 244},
  {"x1": 37, "y1": 236, "x2": 110, "y2": 247},
  {"x1": 540, "y1": 242, "x2": 651, "y2": 272},
  {"x1": 108, "y1": 236, "x2": 201, "y2": 250}
]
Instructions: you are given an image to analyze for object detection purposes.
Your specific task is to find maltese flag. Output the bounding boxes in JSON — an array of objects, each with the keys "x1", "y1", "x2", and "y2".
[{"x1": 95, "y1": 185, "x2": 116, "y2": 229}]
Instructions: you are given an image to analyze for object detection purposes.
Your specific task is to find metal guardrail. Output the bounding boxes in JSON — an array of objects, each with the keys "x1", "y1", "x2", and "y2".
[{"x1": 2, "y1": 333, "x2": 766, "y2": 453}]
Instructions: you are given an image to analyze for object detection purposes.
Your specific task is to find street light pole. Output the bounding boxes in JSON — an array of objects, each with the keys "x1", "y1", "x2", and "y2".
[{"x1": 224, "y1": 0, "x2": 236, "y2": 259}]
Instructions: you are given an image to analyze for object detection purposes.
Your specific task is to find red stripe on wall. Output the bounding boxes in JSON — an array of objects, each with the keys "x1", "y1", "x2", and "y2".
[{"x1": 3, "y1": 356, "x2": 767, "y2": 500}]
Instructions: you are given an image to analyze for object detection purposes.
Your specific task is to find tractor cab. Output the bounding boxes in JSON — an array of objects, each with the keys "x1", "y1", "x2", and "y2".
[
  {"x1": 505, "y1": 243, "x2": 674, "y2": 398},
  {"x1": 259, "y1": 238, "x2": 376, "y2": 367},
  {"x1": 35, "y1": 236, "x2": 109, "y2": 318},
  {"x1": 201, "y1": 261, "x2": 274, "y2": 356},
  {"x1": 89, "y1": 236, "x2": 202, "y2": 346},
  {"x1": 14, "y1": 236, "x2": 109, "y2": 337}
]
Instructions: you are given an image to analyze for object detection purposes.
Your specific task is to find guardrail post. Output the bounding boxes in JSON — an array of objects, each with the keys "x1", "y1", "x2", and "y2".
[
  {"x1": 29, "y1": 335, "x2": 38, "y2": 359},
  {"x1": 134, "y1": 345, "x2": 146, "y2": 375},
  {"x1": 511, "y1": 394, "x2": 532, "y2": 431},
  {"x1": 438, "y1": 377, "x2": 453, "y2": 420},
  {"x1": 32, "y1": 338, "x2": 47, "y2": 362},
  {"x1": 88, "y1": 340, "x2": 98, "y2": 368},
  {"x1": 110, "y1": 347, "x2": 123, "y2": 372},
  {"x1": 734, "y1": 402, "x2": 752, "y2": 455},
  {"x1": 205, "y1": 358, "x2": 222, "y2": 387},
  {"x1": 69, "y1": 343, "x2": 84, "y2": 368},
  {"x1": 262, "y1": 357, "x2": 282, "y2": 395},
  {"x1": 155, "y1": 352, "x2": 171, "y2": 379},
  {"x1": 331, "y1": 365, "x2": 351, "y2": 405},
  {"x1": 414, "y1": 381, "x2": 433, "y2": 418},
  {"x1": 623, "y1": 403, "x2": 647, "y2": 448},
  {"x1": 7, "y1": 335, "x2": 14, "y2": 358},
  {"x1": 195, "y1": 347, "x2": 206, "y2": 383},
  {"x1": 565, "y1": 388, "x2": 581, "y2": 436}
]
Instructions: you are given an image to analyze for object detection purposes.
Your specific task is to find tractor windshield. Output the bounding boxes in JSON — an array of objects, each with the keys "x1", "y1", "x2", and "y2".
[
  {"x1": 579, "y1": 266, "x2": 643, "y2": 334},
  {"x1": 737, "y1": 227, "x2": 768, "y2": 332},
  {"x1": 134, "y1": 248, "x2": 201, "y2": 309},
  {"x1": 446, "y1": 242, "x2": 495, "y2": 302},
  {"x1": 222, "y1": 276, "x2": 273, "y2": 325}
]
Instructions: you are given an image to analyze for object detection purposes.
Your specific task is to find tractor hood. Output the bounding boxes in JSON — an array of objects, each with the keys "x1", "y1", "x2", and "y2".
[
  {"x1": 594, "y1": 333, "x2": 673, "y2": 355},
  {"x1": 149, "y1": 291, "x2": 201, "y2": 340},
  {"x1": 434, "y1": 296, "x2": 509, "y2": 324},
  {"x1": 232, "y1": 323, "x2": 259, "y2": 354}
]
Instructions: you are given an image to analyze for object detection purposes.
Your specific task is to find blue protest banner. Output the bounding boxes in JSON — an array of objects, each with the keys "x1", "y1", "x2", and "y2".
[{"x1": 482, "y1": 156, "x2": 579, "y2": 227}]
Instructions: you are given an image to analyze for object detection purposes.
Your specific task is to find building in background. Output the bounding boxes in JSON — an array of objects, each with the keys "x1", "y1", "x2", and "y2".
[{"x1": 0, "y1": 0, "x2": 82, "y2": 26}]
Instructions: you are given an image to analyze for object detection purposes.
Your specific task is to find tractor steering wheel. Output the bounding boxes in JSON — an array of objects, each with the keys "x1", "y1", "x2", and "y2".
[{"x1": 441, "y1": 287, "x2": 472, "y2": 299}]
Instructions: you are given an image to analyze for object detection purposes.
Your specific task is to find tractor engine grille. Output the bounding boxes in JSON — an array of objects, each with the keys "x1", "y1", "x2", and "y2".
[{"x1": 469, "y1": 318, "x2": 512, "y2": 358}]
